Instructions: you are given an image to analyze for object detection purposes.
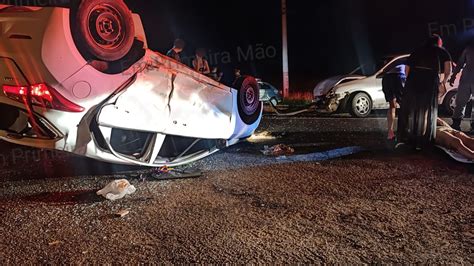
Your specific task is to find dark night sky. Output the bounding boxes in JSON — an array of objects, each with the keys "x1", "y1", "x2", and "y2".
[{"x1": 125, "y1": 0, "x2": 473, "y2": 90}]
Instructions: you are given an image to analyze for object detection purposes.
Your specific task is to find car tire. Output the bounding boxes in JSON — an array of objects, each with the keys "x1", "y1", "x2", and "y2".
[
  {"x1": 349, "y1": 92, "x2": 372, "y2": 118},
  {"x1": 443, "y1": 90, "x2": 457, "y2": 116},
  {"x1": 234, "y1": 76, "x2": 262, "y2": 125},
  {"x1": 71, "y1": 0, "x2": 135, "y2": 62}
]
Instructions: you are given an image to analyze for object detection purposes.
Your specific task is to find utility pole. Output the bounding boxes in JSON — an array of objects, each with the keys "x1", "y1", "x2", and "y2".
[{"x1": 281, "y1": 0, "x2": 290, "y2": 98}]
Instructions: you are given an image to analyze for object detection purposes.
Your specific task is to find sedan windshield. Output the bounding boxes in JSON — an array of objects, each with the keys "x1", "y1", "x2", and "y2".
[{"x1": 349, "y1": 59, "x2": 390, "y2": 76}]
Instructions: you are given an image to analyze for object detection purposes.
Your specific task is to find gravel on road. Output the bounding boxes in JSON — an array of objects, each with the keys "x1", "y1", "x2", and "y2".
[{"x1": 0, "y1": 116, "x2": 472, "y2": 264}]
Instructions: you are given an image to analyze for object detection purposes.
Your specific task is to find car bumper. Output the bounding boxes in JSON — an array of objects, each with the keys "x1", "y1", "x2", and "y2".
[{"x1": 313, "y1": 94, "x2": 344, "y2": 113}]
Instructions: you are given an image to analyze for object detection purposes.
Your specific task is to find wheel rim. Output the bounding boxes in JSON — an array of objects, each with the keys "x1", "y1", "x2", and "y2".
[
  {"x1": 241, "y1": 86, "x2": 258, "y2": 116},
  {"x1": 88, "y1": 4, "x2": 125, "y2": 50},
  {"x1": 355, "y1": 96, "x2": 370, "y2": 115}
]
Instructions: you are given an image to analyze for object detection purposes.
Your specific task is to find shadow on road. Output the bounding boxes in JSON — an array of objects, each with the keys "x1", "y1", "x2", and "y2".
[
  {"x1": 18, "y1": 190, "x2": 103, "y2": 206},
  {"x1": 0, "y1": 142, "x2": 145, "y2": 182}
]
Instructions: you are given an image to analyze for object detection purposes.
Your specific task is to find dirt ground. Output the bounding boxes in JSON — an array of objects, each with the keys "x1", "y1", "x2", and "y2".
[{"x1": 0, "y1": 116, "x2": 473, "y2": 264}]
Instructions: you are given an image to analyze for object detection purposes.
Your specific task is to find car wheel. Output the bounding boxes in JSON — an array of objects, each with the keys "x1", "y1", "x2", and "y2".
[
  {"x1": 443, "y1": 90, "x2": 457, "y2": 116},
  {"x1": 270, "y1": 97, "x2": 278, "y2": 107},
  {"x1": 72, "y1": 0, "x2": 135, "y2": 62},
  {"x1": 349, "y1": 92, "x2": 372, "y2": 118},
  {"x1": 234, "y1": 76, "x2": 262, "y2": 125}
]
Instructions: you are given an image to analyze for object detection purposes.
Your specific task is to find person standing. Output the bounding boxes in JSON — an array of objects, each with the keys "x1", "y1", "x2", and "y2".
[
  {"x1": 166, "y1": 39, "x2": 185, "y2": 63},
  {"x1": 450, "y1": 41, "x2": 474, "y2": 132},
  {"x1": 210, "y1": 66, "x2": 224, "y2": 82},
  {"x1": 397, "y1": 35, "x2": 452, "y2": 149},
  {"x1": 234, "y1": 68, "x2": 242, "y2": 81},
  {"x1": 382, "y1": 63, "x2": 406, "y2": 140},
  {"x1": 192, "y1": 48, "x2": 211, "y2": 75}
]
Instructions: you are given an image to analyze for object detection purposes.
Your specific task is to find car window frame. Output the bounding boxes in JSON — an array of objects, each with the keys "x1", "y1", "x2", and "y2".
[{"x1": 376, "y1": 55, "x2": 410, "y2": 78}]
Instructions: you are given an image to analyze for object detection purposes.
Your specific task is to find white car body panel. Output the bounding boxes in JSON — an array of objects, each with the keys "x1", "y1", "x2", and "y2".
[
  {"x1": 97, "y1": 60, "x2": 236, "y2": 140},
  {"x1": 42, "y1": 8, "x2": 87, "y2": 84},
  {"x1": 332, "y1": 75, "x2": 388, "y2": 110}
]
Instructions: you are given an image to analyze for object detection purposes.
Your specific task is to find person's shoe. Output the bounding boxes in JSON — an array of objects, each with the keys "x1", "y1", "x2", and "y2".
[
  {"x1": 451, "y1": 118, "x2": 462, "y2": 131},
  {"x1": 394, "y1": 142, "x2": 410, "y2": 152},
  {"x1": 387, "y1": 131, "x2": 396, "y2": 141}
]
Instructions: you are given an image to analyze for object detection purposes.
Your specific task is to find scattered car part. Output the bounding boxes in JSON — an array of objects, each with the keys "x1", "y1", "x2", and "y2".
[
  {"x1": 275, "y1": 146, "x2": 364, "y2": 162},
  {"x1": 269, "y1": 100, "x2": 316, "y2": 116},
  {"x1": 261, "y1": 144, "x2": 295, "y2": 156},
  {"x1": 115, "y1": 209, "x2": 131, "y2": 218},
  {"x1": 140, "y1": 166, "x2": 204, "y2": 181},
  {"x1": 97, "y1": 179, "x2": 136, "y2": 201}
]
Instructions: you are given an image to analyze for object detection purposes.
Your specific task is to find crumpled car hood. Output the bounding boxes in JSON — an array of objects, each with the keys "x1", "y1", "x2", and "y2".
[{"x1": 313, "y1": 75, "x2": 365, "y2": 97}]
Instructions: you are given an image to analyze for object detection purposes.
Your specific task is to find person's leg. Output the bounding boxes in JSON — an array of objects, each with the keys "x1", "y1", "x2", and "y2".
[
  {"x1": 437, "y1": 130, "x2": 474, "y2": 160},
  {"x1": 387, "y1": 99, "x2": 397, "y2": 140},
  {"x1": 415, "y1": 105, "x2": 430, "y2": 150},
  {"x1": 397, "y1": 98, "x2": 408, "y2": 144},
  {"x1": 452, "y1": 83, "x2": 472, "y2": 130},
  {"x1": 396, "y1": 74, "x2": 412, "y2": 145},
  {"x1": 382, "y1": 75, "x2": 397, "y2": 140},
  {"x1": 452, "y1": 130, "x2": 474, "y2": 150},
  {"x1": 468, "y1": 100, "x2": 474, "y2": 130}
]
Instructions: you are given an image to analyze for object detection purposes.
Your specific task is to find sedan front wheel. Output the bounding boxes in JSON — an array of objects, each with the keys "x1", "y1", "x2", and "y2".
[{"x1": 349, "y1": 92, "x2": 372, "y2": 118}]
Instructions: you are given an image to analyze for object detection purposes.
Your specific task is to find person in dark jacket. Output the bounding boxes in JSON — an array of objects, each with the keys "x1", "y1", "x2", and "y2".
[
  {"x1": 450, "y1": 41, "x2": 474, "y2": 132},
  {"x1": 166, "y1": 39, "x2": 185, "y2": 63},
  {"x1": 397, "y1": 35, "x2": 453, "y2": 149}
]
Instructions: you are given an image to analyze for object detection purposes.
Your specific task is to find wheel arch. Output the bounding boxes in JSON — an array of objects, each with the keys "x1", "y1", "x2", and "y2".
[{"x1": 343, "y1": 90, "x2": 373, "y2": 112}]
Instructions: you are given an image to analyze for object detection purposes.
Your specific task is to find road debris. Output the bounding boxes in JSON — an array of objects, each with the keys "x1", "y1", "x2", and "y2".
[
  {"x1": 48, "y1": 240, "x2": 62, "y2": 246},
  {"x1": 116, "y1": 209, "x2": 130, "y2": 218},
  {"x1": 437, "y1": 145, "x2": 474, "y2": 164},
  {"x1": 269, "y1": 100, "x2": 316, "y2": 116},
  {"x1": 139, "y1": 166, "x2": 204, "y2": 181},
  {"x1": 261, "y1": 144, "x2": 295, "y2": 156},
  {"x1": 97, "y1": 179, "x2": 137, "y2": 201},
  {"x1": 276, "y1": 146, "x2": 364, "y2": 162},
  {"x1": 248, "y1": 131, "x2": 277, "y2": 142}
]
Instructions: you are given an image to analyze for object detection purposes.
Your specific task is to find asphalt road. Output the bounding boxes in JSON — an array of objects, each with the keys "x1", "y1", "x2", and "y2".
[{"x1": 0, "y1": 115, "x2": 473, "y2": 264}]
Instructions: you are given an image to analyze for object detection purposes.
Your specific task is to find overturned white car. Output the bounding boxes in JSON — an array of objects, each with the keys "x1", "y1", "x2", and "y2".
[{"x1": 0, "y1": 1, "x2": 262, "y2": 167}]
